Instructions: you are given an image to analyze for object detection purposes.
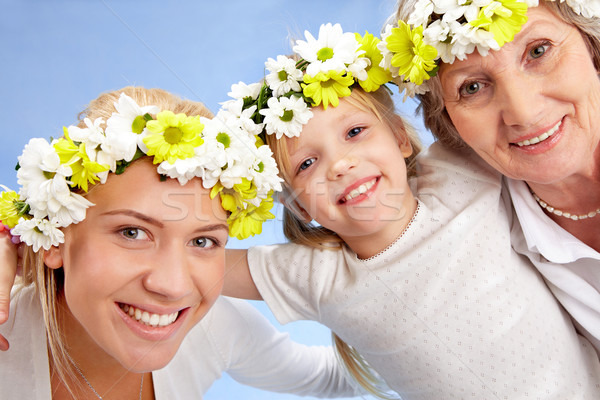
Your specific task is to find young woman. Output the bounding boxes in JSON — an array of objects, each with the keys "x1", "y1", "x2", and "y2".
[{"x1": 0, "y1": 86, "x2": 359, "y2": 399}]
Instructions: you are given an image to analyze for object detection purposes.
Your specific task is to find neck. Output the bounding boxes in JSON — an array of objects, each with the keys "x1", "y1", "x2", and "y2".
[
  {"x1": 527, "y1": 163, "x2": 600, "y2": 252},
  {"x1": 342, "y1": 197, "x2": 418, "y2": 259}
]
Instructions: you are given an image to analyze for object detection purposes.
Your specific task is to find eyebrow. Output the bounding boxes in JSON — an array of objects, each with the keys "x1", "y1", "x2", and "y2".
[
  {"x1": 101, "y1": 210, "x2": 229, "y2": 233},
  {"x1": 193, "y1": 224, "x2": 229, "y2": 234},
  {"x1": 102, "y1": 209, "x2": 165, "y2": 228}
]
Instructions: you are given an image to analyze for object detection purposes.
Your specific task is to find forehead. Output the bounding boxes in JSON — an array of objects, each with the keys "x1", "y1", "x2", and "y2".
[{"x1": 85, "y1": 158, "x2": 225, "y2": 221}]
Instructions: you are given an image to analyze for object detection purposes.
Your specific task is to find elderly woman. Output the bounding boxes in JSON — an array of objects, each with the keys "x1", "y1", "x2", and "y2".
[{"x1": 385, "y1": 0, "x2": 600, "y2": 352}]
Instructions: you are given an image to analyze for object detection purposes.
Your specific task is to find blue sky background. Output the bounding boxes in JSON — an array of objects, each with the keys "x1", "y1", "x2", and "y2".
[{"x1": 0, "y1": 1, "x2": 433, "y2": 398}]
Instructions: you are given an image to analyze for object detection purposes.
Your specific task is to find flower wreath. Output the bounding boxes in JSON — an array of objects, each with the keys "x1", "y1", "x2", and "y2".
[
  {"x1": 219, "y1": 0, "x2": 598, "y2": 144},
  {"x1": 378, "y1": 0, "x2": 600, "y2": 97},
  {"x1": 0, "y1": 93, "x2": 283, "y2": 251},
  {"x1": 221, "y1": 23, "x2": 393, "y2": 141}
]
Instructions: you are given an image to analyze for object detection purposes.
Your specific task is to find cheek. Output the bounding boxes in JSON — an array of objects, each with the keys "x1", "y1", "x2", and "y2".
[
  {"x1": 193, "y1": 259, "x2": 225, "y2": 300},
  {"x1": 446, "y1": 106, "x2": 492, "y2": 149}
]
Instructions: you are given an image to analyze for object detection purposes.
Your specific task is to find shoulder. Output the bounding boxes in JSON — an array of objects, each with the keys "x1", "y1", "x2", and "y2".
[
  {"x1": 1, "y1": 285, "x2": 41, "y2": 336},
  {"x1": 416, "y1": 142, "x2": 502, "y2": 183}
]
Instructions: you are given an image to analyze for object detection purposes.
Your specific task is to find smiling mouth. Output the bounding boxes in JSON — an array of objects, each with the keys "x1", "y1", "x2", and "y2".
[
  {"x1": 515, "y1": 121, "x2": 561, "y2": 147},
  {"x1": 119, "y1": 303, "x2": 179, "y2": 328},
  {"x1": 340, "y1": 178, "x2": 377, "y2": 204}
]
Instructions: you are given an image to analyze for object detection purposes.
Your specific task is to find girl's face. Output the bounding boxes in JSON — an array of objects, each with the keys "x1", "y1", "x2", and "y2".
[
  {"x1": 439, "y1": 5, "x2": 600, "y2": 186},
  {"x1": 286, "y1": 97, "x2": 415, "y2": 258},
  {"x1": 46, "y1": 158, "x2": 228, "y2": 372}
]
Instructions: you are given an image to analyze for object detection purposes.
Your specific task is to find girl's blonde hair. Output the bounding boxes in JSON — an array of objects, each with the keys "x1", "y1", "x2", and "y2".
[
  {"x1": 390, "y1": 0, "x2": 600, "y2": 149},
  {"x1": 18, "y1": 86, "x2": 212, "y2": 397},
  {"x1": 267, "y1": 86, "x2": 421, "y2": 399}
]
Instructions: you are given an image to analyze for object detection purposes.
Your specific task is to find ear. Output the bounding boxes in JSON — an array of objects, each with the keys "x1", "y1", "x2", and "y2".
[
  {"x1": 43, "y1": 246, "x2": 63, "y2": 270},
  {"x1": 391, "y1": 115, "x2": 414, "y2": 158},
  {"x1": 279, "y1": 189, "x2": 312, "y2": 223}
]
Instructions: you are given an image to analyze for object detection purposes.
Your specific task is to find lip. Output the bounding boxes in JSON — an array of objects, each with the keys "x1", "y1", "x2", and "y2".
[
  {"x1": 337, "y1": 176, "x2": 380, "y2": 205},
  {"x1": 116, "y1": 302, "x2": 190, "y2": 342},
  {"x1": 510, "y1": 119, "x2": 564, "y2": 153}
]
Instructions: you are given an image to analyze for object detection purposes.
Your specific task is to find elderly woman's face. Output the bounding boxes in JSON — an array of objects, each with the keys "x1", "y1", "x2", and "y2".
[{"x1": 439, "y1": 5, "x2": 600, "y2": 184}]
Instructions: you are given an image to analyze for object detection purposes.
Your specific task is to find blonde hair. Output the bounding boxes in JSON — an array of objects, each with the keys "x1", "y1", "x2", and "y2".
[
  {"x1": 18, "y1": 86, "x2": 213, "y2": 397},
  {"x1": 390, "y1": 0, "x2": 600, "y2": 148},
  {"x1": 267, "y1": 86, "x2": 421, "y2": 399}
]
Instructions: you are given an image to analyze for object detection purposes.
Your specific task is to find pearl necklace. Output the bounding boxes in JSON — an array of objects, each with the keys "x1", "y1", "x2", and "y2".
[
  {"x1": 532, "y1": 193, "x2": 600, "y2": 221},
  {"x1": 66, "y1": 352, "x2": 144, "y2": 400}
]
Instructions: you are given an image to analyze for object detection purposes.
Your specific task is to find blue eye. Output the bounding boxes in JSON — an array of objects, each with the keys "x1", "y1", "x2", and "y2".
[
  {"x1": 347, "y1": 127, "x2": 363, "y2": 138},
  {"x1": 190, "y1": 237, "x2": 216, "y2": 248},
  {"x1": 299, "y1": 157, "x2": 315, "y2": 172}
]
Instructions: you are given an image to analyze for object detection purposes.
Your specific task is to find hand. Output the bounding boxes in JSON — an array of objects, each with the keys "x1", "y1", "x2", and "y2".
[{"x1": 0, "y1": 229, "x2": 18, "y2": 351}]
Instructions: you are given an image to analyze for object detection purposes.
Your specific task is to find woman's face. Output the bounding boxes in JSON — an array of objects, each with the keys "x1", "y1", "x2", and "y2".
[
  {"x1": 47, "y1": 158, "x2": 228, "y2": 371},
  {"x1": 439, "y1": 5, "x2": 600, "y2": 185}
]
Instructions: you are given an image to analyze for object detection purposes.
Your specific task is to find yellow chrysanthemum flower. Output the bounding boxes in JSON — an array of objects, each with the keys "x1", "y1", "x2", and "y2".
[
  {"x1": 144, "y1": 111, "x2": 204, "y2": 164},
  {"x1": 55, "y1": 128, "x2": 81, "y2": 165},
  {"x1": 355, "y1": 32, "x2": 393, "y2": 92},
  {"x1": 386, "y1": 21, "x2": 437, "y2": 85},
  {"x1": 471, "y1": 0, "x2": 528, "y2": 47},
  {"x1": 70, "y1": 154, "x2": 110, "y2": 192},
  {"x1": 54, "y1": 135, "x2": 109, "y2": 192},
  {"x1": 218, "y1": 179, "x2": 258, "y2": 213},
  {"x1": 0, "y1": 190, "x2": 24, "y2": 228},
  {"x1": 228, "y1": 196, "x2": 275, "y2": 240},
  {"x1": 302, "y1": 70, "x2": 354, "y2": 109}
]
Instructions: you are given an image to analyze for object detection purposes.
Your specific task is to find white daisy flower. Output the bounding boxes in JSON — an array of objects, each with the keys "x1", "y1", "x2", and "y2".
[
  {"x1": 395, "y1": 77, "x2": 431, "y2": 101},
  {"x1": 265, "y1": 55, "x2": 303, "y2": 97},
  {"x1": 259, "y1": 96, "x2": 313, "y2": 139},
  {"x1": 347, "y1": 56, "x2": 370, "y2": 82},
  {"x1": 219, "y1": 161, "x2": 252, "y2": 189},
  {"x1": 201, "y1": 117, "x2": 255, "y2": 178},
  {"x1": 462, "y1": 24, "x2": 499, "y2": 59},
  {"x1": 247, "y1": 145, "x2": 283, "y2": 195},
  {"x1": 17, "y1": 138, "x2": 73, "y2": 201},
  {"x1": 378, "y1": 25, "x2": 400, "y2": 77},
  {"x1": 67, "y1": 117, "x2": 105, "y2": 151},
  {"x1": 25, "y1": 172, "x2": 93, "y2": 227},
  {"x1": 13, "y1": 217, "x2": 65, "y2": 252},
  {"x1": 157, "y1": 157, "x2": 203, "y2": 185},
  {"x1": 293, "y1": 23, "x2": 363, "y2": 77},
  {"x1": 564, "y1": 0, "x2": 600, "y2": 18},
  {"x1": 103, "y1": 93, "x2": 159, "y2": 162},
  {"x1": 407, "y1": 0, "x2": 435, "y2": 26},
  {"x1": 228, "y1": 81, "x2": 262, "y2": 101},
  {"x1": 217, "y1": 100, "x2": 263, "y2": 136}
]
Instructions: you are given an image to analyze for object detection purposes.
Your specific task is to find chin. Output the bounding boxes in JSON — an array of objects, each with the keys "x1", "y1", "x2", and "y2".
[{"x1": 119, "y1": 343, "x2": 182, "y2": 372}]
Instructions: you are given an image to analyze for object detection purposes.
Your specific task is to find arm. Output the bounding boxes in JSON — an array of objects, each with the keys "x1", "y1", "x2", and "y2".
[
  {"x1": 0, "y1": 232, "x2": 17, "y2": 351},
  {"x1": 213, "y1": 297, "x2": 362, "y2": 398},
  {"x1": 222, "y1": 249, "x2": 262, "y2": 300}
]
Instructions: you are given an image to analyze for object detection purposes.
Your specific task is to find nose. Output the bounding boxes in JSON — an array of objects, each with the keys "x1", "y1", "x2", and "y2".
[
  {"x1": 326, "y1": 152, "x2": 358, "y2": 181},
  {"x1": 142, "y1": 244, "x2": 194, "y2": 301},
  {"x1": 497, "y1": 71, "x2": 544, "y2": 128}
]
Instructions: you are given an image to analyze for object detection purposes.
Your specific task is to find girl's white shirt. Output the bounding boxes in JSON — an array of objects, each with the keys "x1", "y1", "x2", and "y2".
[
  {"x1": 506, "y1": 178, "x2": 600, "y2": 354},
  {"x1": 0, "y1": 286, "x2": 360, "y2": 399},
  {"x1": 248, "y1": 142, "x2": 600, "y2": 399}
]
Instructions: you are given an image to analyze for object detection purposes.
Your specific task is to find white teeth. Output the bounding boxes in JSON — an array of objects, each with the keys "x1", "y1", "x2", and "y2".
[
  {"x1": 119, "y1": 303, "x2": 179, "y2": 328},
  {"x1": 516, "y1": 121, "x2": 561, "y2": 147},
  {"x1": 343, "y1": 178, "x2": 376, "y2": 202}
]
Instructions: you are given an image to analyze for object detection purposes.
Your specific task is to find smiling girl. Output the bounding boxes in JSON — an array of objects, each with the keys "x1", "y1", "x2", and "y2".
[{"x1": 218, "y1": 23, "x2": 600, "y2": 398}]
